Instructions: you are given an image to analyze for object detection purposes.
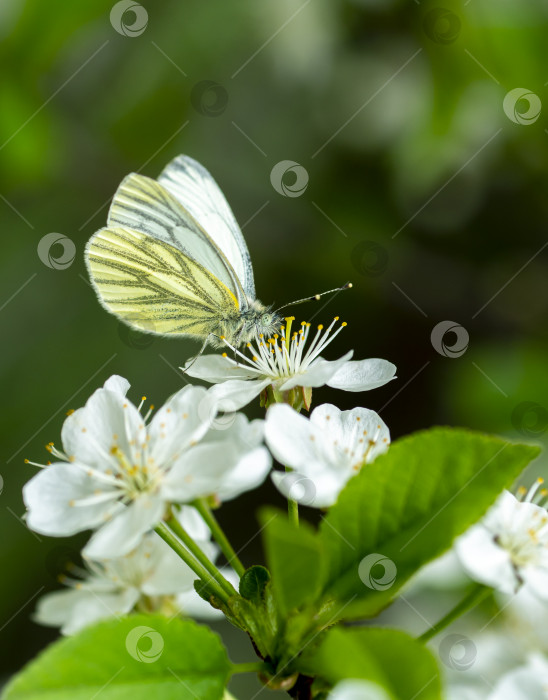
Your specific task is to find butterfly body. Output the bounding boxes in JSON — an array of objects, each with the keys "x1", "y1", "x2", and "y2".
[{"x1": 85, "y1": 155, "x2": 280, "y2": 349}]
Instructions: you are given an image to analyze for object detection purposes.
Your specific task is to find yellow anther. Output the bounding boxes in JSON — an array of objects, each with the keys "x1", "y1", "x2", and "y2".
[
  {"x1": 66, "y1": 409, "x2": 74, "y2": 416},
  {"x1": 342, "y1": 322, "x2": 347, "y2": 327},
  {"x1": 222, "y1": 352, "x2": 228, "y2": 357}
]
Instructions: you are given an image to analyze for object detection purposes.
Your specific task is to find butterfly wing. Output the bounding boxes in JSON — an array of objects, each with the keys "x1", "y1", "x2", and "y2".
[
  {"x1": 157, "y1": 155, "x2": 256, "y2": 300},
  {"x1": 107, "y1": 172, "x2": 247, "y2": 306},
  {"x1": 85, "y1": 227, "x2": 240, "y2": 338}
]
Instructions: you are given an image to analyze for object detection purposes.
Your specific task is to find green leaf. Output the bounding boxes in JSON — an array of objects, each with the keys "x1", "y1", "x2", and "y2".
[
  {"x1": 260, "y1": 508, "x2": 326, "y2": 614},
  {"x1": 320, "y1": 428, "x2": 540, "y2": 618},
  {"x1": 239, "y1": 565, "x2": 271, "y2": 604},
  {"x1": 299, "y1": 627, "x2": 441, "y2": 700},
  {"x1": 2, "y1": 614, "x2": 231, "y2": 700}
]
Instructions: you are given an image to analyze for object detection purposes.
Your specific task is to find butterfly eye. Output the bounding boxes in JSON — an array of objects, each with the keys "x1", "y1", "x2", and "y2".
[{"x1": 261, "y1": 313, "x2": 272, "y2": 326}]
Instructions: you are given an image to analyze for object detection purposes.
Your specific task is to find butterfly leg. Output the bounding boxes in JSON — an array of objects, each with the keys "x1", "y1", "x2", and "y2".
[{"x1": 182, "y1": 333, "x2": 219, "y2": 373}]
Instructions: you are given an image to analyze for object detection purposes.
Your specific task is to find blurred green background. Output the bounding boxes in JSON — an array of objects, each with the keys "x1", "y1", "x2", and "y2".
[{"x1": 2, "y1": 0, "x2": 548, "y2": 694}]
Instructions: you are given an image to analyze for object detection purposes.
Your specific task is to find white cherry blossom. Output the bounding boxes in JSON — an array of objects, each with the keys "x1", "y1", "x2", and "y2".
[
  {"x1": 184, "y1": 316, "x2": 396, "y2": 411},
  {"x1": 264, "y1": 402, "x2": 390, "y2": 508},
  {"x1": 488, "y1": 654, "x2": 548, "y2": 700},
  {"x1": 34, "y1": 508, "x2": 221, "y2": 635},
  {"x1": 455, "y1": 483, "x2": 548, "y2": 598},
  {"x1": 23, "y1": 376, "x2": 271, "y2": 559}
]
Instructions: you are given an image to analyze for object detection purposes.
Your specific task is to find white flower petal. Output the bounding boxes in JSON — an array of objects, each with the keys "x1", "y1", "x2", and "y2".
[
  {"x1": 149, "y1": 385, "x2": 217, "y2": 463},
  {"x1": 24, "y1": 464, "x2": 120, "y2": 537},
  {"x1": 183, "y1": 354, "x2": 259, "y2": 383},
  {"x1": 216, "y1": 446, "x2": 272, "y2": 501},
  {"x1": 35, "y1": 587, "x2": 139, "y2": 636},
  {"x1": 311, "y1": 404, "x2": 390, "y2": 464},
  {"x1": 271, "y1": 467, "x2": 345, "y2": 508},
  {"x1": 455, "y1": 525, "x2": 517, "y2": 593},
  {"x1": 522, "y1": 566, "x2": 548, "y2": 601},
  {"x1": 178, "y1": 505, "x2": 211, "y2": 541},
  {"x1": 327, "y1": 358, "x2": 397, "y2": 392},
  {"x1": 177, "y1": 590, "x2": 224, "y2": 619},
  {"x1": 61, "y1": 386, "x2": 143, "y2": 471},
  {"x1": 83, "y1": 495, "x2": 165, "y2": 559},
  {"x1": 488, "y1": 662, "x2": 548, "y2": 700},
  {"x1": 208, "y1": 378, "x2": 270, "y2": 412},
  {"x1": 278, "y1": 351, "x2": 353, "y2": 391},
  {"x1": 141, "y1": 537, "x2": 198, "y2": 596},
  {"x1": 164, "y1": 433, "x2": 270, "y2": 503},
  {"x1": 102, "y1": 375, "x2": 131, "y2": 396},
  {"x1": 264, "y1": 403, "x2": 330, "y2": 472}
]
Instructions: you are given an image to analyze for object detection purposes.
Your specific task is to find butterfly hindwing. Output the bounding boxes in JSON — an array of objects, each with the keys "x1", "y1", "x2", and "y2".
[
  {"x1": 158, "y1": 155, "x2": 256, "y2": 299},
  {"x1": 107, "y1": 172, "x2": 247, "y2": 305},
  {"x1": 85, "y1": 226, "x2": 240, "y2": 338}
]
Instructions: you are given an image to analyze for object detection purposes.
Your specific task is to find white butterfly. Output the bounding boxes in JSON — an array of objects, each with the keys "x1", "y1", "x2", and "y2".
[{"x1": 85, "y1": 155, "x2": 281, "y2": 349}]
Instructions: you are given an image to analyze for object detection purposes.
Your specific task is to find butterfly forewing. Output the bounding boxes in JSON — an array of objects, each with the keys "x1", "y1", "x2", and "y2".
[
  {"x1": 86, "y1": 227, "x2": 240, "y2": 337},
  {"x1": 107, "y1": 172, "x2": 246, "y2": 305},
  {"x1": 158, "y1": 155, "x2": 256, "y2": 299}
]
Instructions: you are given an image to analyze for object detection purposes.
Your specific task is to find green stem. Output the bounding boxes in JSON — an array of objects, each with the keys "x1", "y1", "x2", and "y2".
[
  {"x1": 154, "y1": 522, "x2": 229, "y2": 605},
  {"x1": 194, "y1": 499, "x2": 246, "y2": 578},
  {"x1": 286, "y1": 466, "x2": 299, "y2": 527},
  {"x1": 418, "y1": 584, "x2": 492, "y2": 643},
  {"x1": 230, "y1": 661, "x2": 268, "y2": 675},
  {"x1": 167, "y1": 513, "x2": 237, "y2": 598}
]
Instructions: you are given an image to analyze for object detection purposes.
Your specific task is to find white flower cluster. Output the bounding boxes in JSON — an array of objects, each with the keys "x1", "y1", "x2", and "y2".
[
  {"x1": 456, "y1": 482, "x2": 548, "y2": 600},
  {"x1": 23, "y1": 319, "x2": 396, "y2": 633}
]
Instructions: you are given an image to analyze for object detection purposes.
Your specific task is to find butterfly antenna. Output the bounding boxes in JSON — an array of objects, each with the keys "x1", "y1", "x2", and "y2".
[{"x1": 274, "y1": 282, "x2": 352, "y2": 314}]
